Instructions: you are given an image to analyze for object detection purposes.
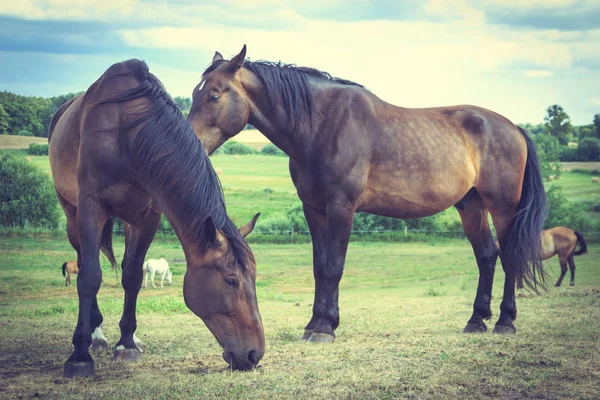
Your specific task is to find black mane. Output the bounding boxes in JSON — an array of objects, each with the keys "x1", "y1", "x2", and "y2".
[
  {"x1": 202, "y1": 58, "x2": 363, "y2": 138},
  {"x1": 96, "y1": 59, "x2": 254, "y2": 273}
]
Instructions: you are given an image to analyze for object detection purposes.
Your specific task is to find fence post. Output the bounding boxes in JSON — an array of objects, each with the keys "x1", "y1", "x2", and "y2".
[
  {"x1": 291, "y1": 228, "x2": 294, "y2": 244},
  {"x1": 404, "y1": 226, "x2": 407, "y2": 237}
]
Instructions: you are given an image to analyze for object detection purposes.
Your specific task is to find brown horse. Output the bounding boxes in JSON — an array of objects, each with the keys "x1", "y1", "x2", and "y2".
[
  {"x1": 541, "y1": 227, "x2": 587, "y2": 287},
  {"x1": 61, "y1": 260, "x2": 79, "y2": 286},
  {"x1": 188, "y1": 46, "x2": 548, "y2": 342},
  {"x1": 48, "y1": 59, "x2": 264, "y2": 377}
]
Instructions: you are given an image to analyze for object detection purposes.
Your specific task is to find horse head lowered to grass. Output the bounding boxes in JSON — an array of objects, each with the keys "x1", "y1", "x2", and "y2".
[
  {"x1": 48, "y1": 59, "x2": 264, "y2": 377},
  {"x1": 188, "y1": 45, "x2": 548, "y2": 342}
]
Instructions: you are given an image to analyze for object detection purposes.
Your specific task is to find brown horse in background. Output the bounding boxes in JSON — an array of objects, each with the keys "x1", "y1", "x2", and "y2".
[
  {"x1": 61, "y1": 260, "x2": 79, "y2": 286},
  {"x1": 542, "y1": 227, "x2": 587, "y2": 287},
  {"x1": 187, "y1": 46, "x2": 548, "y2": 342},
  {"x1": 49, "y1": 59, "x2": 263, "y2": 377}
]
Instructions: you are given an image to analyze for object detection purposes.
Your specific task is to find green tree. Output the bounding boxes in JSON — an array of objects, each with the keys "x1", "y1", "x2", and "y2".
[
  {"x1": 532, "y1": 133, "x2": 561, "y2": 180},
  {"x1": 594, "y1": 113, "x2": 600, "y2": 138},
  {"x1": 0, "y1": 153, "x2": 60, "y2": 228},
  {"x1": 578, "y1": 137, "x2": 600, "y2": 161},
  {"x1": 544, "y1": 105, "x2": 572, "y2": 145},
  {"x1": 0, "y1": 104, "x2": 9, "y2": 134}
]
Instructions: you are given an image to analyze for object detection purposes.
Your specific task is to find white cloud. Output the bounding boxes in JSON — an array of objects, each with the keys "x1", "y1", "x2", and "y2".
[
  {"x1": 483, "y1": 0, "x2": 578, "y2": 9},
  {"x1": 525, "y1": 70, "x2": 553, "y2": 77},
  {"x1": 590, "y1": 97, "x2": 600, "y2": 106},
  {"x1": 0, "y1": 0, "x2": 138, "y2": 20}
]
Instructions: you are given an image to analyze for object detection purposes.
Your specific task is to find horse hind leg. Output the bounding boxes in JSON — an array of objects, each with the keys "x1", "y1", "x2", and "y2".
[
  {"x1": 567, "y1": 255, "x2": 576, "y2": 286},
  {"x1": 457, "y1": 192, "x2": 498, "y2": 333},
  {"x1": 555, "y1": 257, "x2": 568, "y2": 287}
]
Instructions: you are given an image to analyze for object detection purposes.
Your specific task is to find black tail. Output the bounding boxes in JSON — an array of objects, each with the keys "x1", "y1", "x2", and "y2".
[
  {"x1": 573, "y1": 231, "x2": 588, "y2": 256},
  {"x1": 501, "y1": 127, "x2": 549, "y2": 292},
  {"x1": 101, "y1": 219, "x2": 119, "y2": 270},
  {"x1": 62, "y1": 262, "x2": 67, "y2": 277}
]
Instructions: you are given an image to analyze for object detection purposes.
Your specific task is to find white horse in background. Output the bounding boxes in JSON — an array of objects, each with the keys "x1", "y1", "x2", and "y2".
[{"x1": 143, "y1": 258, "x2": 172, "y2": 289}]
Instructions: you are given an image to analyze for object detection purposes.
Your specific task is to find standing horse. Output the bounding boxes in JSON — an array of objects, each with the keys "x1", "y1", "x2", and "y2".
[
  {"x1": 49, "y1": 59, "x2": 264, "y2": 377},
  {"x1": 187, "y1": 46, "x2": 548, "y2": 342},
  {"x1": 62, "y1": 260, "x2": 79, "y2": 287},
  {"x1": 541, "y1": 227, "x2": 587, "y2": 287},
  {"x1": 143, "y1": 258, "x2": 173, "y2": 289}
]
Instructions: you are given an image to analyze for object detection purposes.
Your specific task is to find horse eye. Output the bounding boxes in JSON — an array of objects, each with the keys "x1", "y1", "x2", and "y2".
[
  {"x1": 225, "y1": 277, "x2": 236, "y2": 288},
  {"x1": 210, "y1": 94, "x2": 220, "y2": 102}
]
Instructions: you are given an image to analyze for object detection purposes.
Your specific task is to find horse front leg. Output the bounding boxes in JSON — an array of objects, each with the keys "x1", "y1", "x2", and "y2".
[
  {"x1": 114, "y1": 213, "x2": 160, "y2": 362},
  {"x1": 63, "y1": 198, "x2": 106, "y2": 378},
  {"x1": 302, "y1": 203, "x2": 328, "y2": 340},
  {"x1": 307, "y1": 197, "x2": 354, "y2": 343}
]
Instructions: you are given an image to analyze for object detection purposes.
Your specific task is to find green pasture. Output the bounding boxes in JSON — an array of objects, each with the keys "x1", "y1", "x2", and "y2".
[
  {"x1": 0, "y1": 236, "x2": 599, "y2": 398},
  {"x1": 13, "y1": 152, "x2": 600, "y2": 229}
]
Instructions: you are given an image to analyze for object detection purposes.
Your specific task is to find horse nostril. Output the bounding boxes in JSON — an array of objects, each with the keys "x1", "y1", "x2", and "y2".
[{"x1": 247, "y1": 349, "x2": 259, "y2": 365}]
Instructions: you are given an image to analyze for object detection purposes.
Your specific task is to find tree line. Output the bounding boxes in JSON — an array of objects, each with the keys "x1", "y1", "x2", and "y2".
[
  {"x1": 0, "y1": 91, "x2": 256, "y2": 136},
  {"x1": 523, "y1": 105, "x2": 600, "y2": 163}
]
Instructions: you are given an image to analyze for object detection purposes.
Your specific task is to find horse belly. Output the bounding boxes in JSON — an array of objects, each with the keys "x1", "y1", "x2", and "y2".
[{"x1": 359, "y1": 166, "x2": 474, "y2": 219}]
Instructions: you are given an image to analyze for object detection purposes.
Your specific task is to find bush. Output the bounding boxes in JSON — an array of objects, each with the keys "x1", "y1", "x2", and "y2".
[
  {"x1": 559, "y1": 146, "x2": 583, "y2": 162},
  {"x1": 578, "y1": 137, "x2": 600, "y2": 161},
  {"x1": 216, "y1": 141, "x2": 259, "y2": 155},
  {"x1": 544, "y1": 186, "x2": 598, "y2": 232},
  {"x1": 28, "y1": 143, "x2": 48, "y2": 156},
  {"x1": 0, "y1": 153, "x2": 60, "y2": 228},
  {"x1": 18, "y1": 130, "x2": 33, "y2": 137},
  {"x1": 260, "y1": 143, "x2": 286, "y2": 156}
]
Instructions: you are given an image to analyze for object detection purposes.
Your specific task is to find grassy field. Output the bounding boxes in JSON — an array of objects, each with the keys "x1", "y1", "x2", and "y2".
[
  {"x1": 0, "y1": 236, "x2": 599, "y2": 399},
  {"x1": 8, "y1": 151, "x2": 600, "y2": 229},
  {"x1": 0, "y1": 134, "x2": 47, "y2": 149}
]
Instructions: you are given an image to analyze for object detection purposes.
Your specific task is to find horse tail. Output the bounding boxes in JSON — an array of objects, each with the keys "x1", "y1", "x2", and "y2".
[
  {"x1": 573, "y1": 231, "x2": 588, "y2": 256},
  {"x1": 501, "y1": 127, "x2": 549, "y2": 292},
  {"x1": 62, "y1": 262, "x2": 67, "y2": 277},
  {"x1": 101, "y1": 219, "x2": 119, "y2": 270}
]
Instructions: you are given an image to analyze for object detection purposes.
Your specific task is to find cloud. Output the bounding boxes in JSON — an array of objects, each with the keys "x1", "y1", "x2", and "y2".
[
  {"x1": 590, "y1": 97, "x2": 600, "y2": 106},
  {"x1": 483, "y1": 0, "x2": 600, "y2": 30},
  {"x1": 525, "y1": 70, "x2": 553, "y2": 77}
]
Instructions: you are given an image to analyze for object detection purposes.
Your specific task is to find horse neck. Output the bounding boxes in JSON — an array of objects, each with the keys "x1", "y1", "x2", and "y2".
[{"x1": 245, "y1": 77, "x2": 324, "y2": 159}]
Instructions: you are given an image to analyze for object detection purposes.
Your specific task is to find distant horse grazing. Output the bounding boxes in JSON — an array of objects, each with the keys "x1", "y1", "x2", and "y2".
[
  {"x1": 188, "y1": 46, "x2": 548, "y2": 342},
  {"x1": 143, "y1": 258, "x2": 172, "y2": 289},
  {"x1": 62, "y1": 260, "x2": 79, "y2": 286},
  {"x1": 48, "y1": 59, "x2": 264, "y2": 377},
  {"x1": 542, "y1": 227, "x2": 587, "y2": 287}
]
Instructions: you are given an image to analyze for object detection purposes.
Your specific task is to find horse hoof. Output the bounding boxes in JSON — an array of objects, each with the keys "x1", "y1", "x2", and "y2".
[
  {"x1": 63, "y1": 361, "x2": 94, "y2": 378},
  {"x1": 301, "y1": 330, "x2": 313, "y2": 341},
  {"x1": 463, "y1": 323, "x2": 487, "y2": 333},
  {"x1": 113, "y1": 346, "x2": 141, "y2": 362},
  {"x1": 91, "y1": 338, "x2": 109, "y2": 352},
  {"x1": 493, "y1": 324, "x2": 516, "y2": 335},
  {"x1": 307, "y1": 332, "x2": 335, "y2": 343}
]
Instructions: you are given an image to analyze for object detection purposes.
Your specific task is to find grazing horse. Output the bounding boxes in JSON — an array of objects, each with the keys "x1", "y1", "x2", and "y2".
[
  {"x1": 62, "y1": 260, "x2": 79, "y2": 287},
  {"x1": 544, "y1": 227, "x2": 587, "y2": 287},
  {"x1": 143, "y1": 258, "x2": 173, "y2": 289},
  {"x1": 188, "y1": 46, "x2": 548, "y2": 342},
  {"x1": 48, "y1": 59, "x2": 264, "y2": 377}
]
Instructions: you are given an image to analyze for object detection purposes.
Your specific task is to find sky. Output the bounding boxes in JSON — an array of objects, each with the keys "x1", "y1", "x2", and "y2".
[{"x1": 0, "y1": 0, "x2": 599, "y2": 125}]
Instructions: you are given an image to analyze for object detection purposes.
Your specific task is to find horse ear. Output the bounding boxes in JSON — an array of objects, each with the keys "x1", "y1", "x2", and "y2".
[
  {"x1": 204, "y1": 217, "x2": 226, "y2": 248},
  {"x1": 224, "y1": 44, "x2": 246, "y2": 74},
  {"x1": 239, "y1": 212, "x2": 261, "y2": 238},
  {"x1": 213, "y1": 51, "x2": 223, "y2": 62}
]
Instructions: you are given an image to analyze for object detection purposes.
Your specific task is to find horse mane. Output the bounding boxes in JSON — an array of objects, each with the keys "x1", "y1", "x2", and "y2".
[
  {"x1": 202, "y1": 59, "x2": 363, "y2": 139},
  {"x1": 94, "y1": 59, "x2": 255, "y2": 274}
]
